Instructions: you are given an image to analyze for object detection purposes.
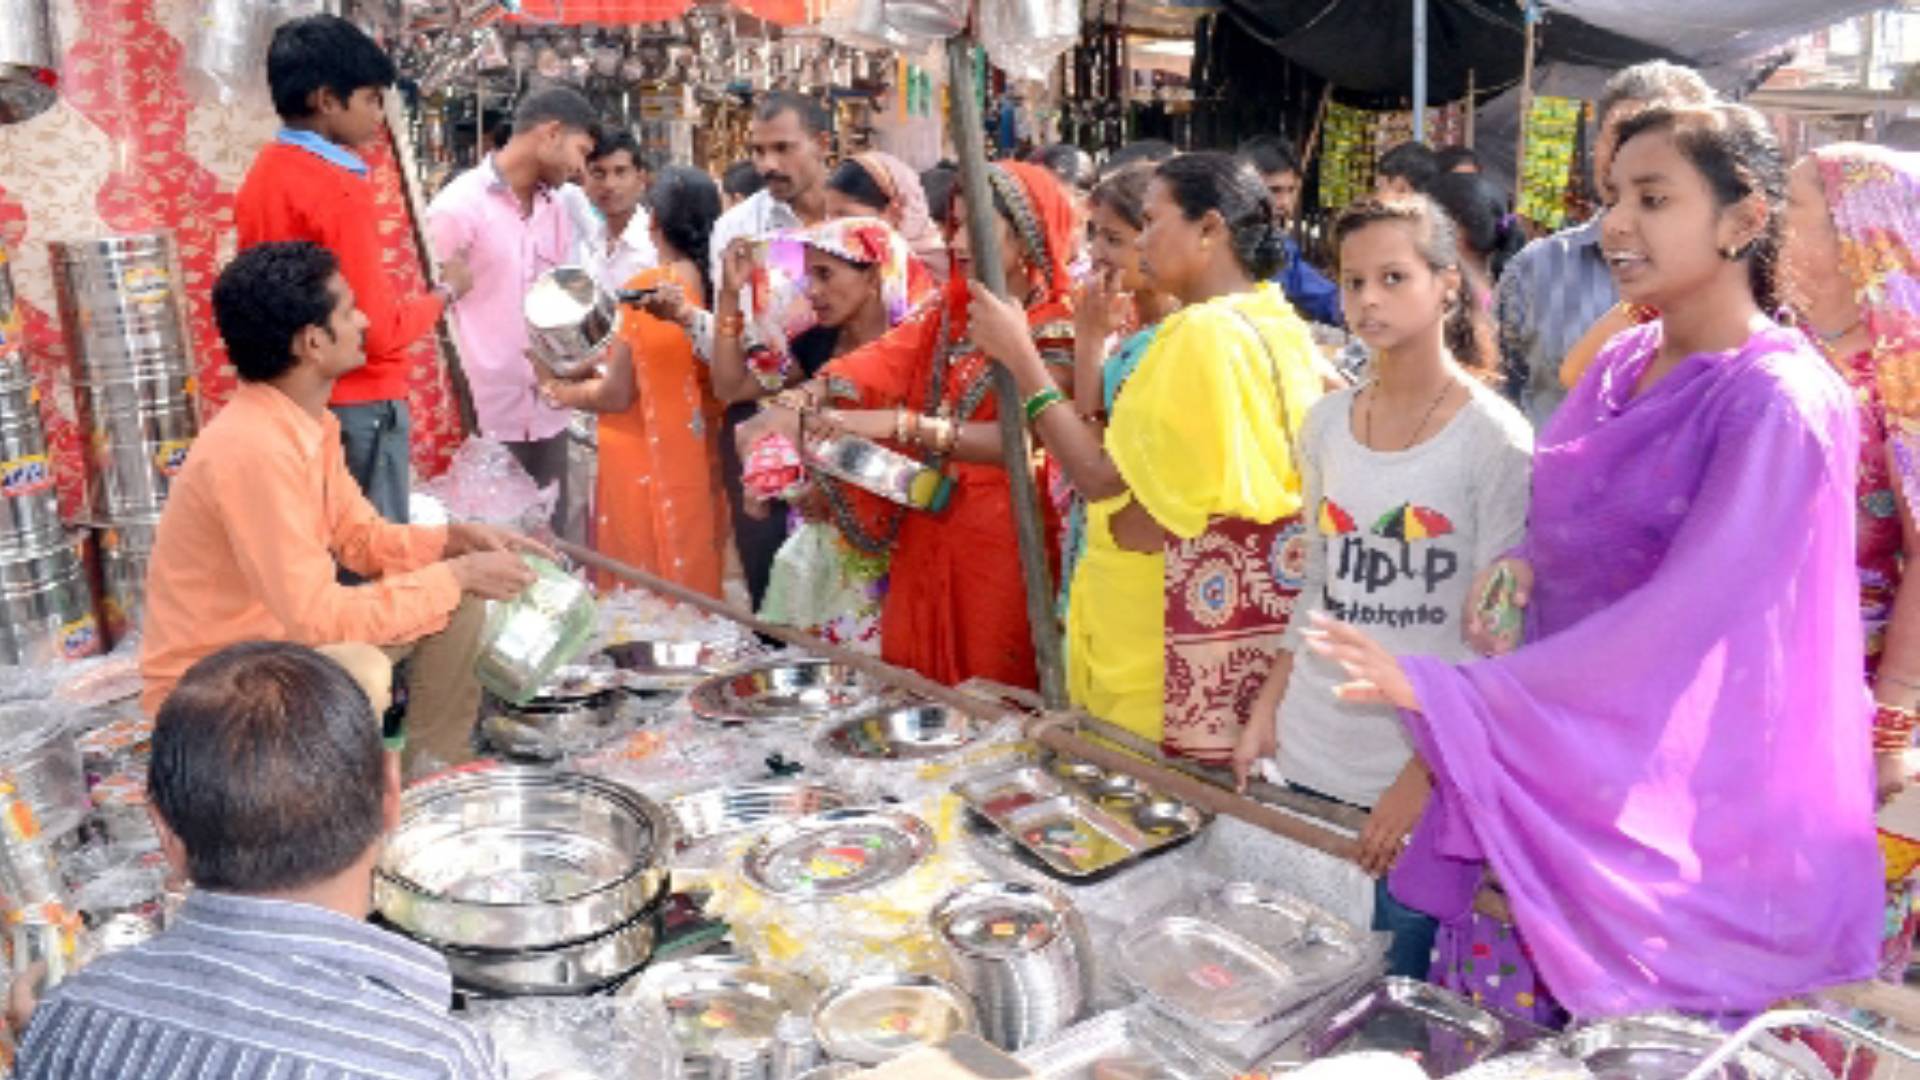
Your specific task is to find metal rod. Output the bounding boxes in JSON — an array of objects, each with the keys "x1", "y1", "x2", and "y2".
[
  {"x1": 1412, "y1": 0, "x2": 1428, "y2": 142},
  {"x1": 942, "y1": 33, "x2": 1068, "y2": 709}
]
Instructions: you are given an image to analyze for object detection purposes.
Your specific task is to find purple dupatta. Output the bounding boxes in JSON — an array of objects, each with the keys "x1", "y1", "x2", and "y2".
[{"x1": 1389, "y1": 322, "x2": 1881, "y2": 1017}]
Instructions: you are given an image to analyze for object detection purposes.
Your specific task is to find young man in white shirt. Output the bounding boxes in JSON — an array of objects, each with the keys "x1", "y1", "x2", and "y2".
[{"x1": 567, "y1": 128, "x2": 658, "y2": 292}]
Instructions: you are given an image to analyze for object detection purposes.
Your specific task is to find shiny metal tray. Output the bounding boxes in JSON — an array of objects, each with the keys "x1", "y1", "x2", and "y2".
[
  {"x1": 812, "y1": 973, "x2": 977, "y2": 1065},
  {"x1": 818, "y1": 703, "x2": 980, "y2": 761},
  {"x1": 1115, "y1": 915, "x2": 1301, "y2": 1033},
  {"x1": 1561, "y1": 1015, "x2": 1817, "y2": 1080},
  {"x1": 620, "y1": 955, "x2": 814, "y2": 1062},
  {"x1": 956, "y1": 765, "x2": 1206, "y2": 882},
  {"x1": 1016, "y1": 1008, "x2": 1237, "y2": 1080},
  {"x1": 688, "y1": 659, "x2": 875, "y2": 726},
  {"x1": 1193, "y1": 882, "x2": 1372, "y2": 984},
  {"x1": 741, "y1": 806, "x2": 935, "y2": 898},
  {"x1": 1303, "y1": 977, "x2": 1509, "y2": 1076},
  {"x1": 668, "y1": 782, "x2": 851, "y2": 848}
]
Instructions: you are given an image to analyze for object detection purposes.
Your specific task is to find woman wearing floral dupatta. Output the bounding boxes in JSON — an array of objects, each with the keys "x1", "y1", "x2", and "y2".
[
  {"x1": 1783, "y1": 142, "x2": 1920, "y2": 982},
  {"x1": 738, "y1": 161, "x2": 1077, "y2": 688},
  {"x1": 1309, "y1": 105, "x2": 1881, "y2": 1018}
]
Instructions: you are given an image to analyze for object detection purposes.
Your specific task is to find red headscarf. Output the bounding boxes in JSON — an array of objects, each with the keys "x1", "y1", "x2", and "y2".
[{"x1": 943, "y1": 160, "x2": 1079, "y2": 334}]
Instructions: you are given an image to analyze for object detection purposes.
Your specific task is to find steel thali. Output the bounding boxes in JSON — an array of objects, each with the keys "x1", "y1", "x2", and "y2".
[{"x1": 741, "y1": 806, "x2": 934, "y2": 898}]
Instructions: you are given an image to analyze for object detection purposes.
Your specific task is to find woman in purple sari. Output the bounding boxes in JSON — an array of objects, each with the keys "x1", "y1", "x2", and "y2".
[{"x1": 1306, "y1": 103, "x2": 1882, "y2": 1018}]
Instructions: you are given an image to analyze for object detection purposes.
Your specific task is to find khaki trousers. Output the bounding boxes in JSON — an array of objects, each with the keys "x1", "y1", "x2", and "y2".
[{"x1": 318, "y1": 595, "x2": 486, "y2": 776}]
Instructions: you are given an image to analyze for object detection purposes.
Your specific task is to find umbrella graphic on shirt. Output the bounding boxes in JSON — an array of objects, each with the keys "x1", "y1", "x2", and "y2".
[
  {"x1": 1371, "y1": 503, "x2": 1455, "y2": 541},
  {"x1": 1318, "y1": 498, "x2": 1357, "y2": 535}
]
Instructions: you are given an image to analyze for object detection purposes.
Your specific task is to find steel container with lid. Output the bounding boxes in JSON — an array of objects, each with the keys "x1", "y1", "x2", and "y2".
[
  {"x1": 70, "y1": 371, "x2": 196, "y2": 523},
  {"x1": 0, "y1": 531, "x2": 101, "y2": 666},
  {"x1": 49, "y1": 235, "x2": 194, "y2": 363},
  {"x1": 932, "y1": 881, "x2": 1091, "y2": 1051},
  {"x1": 0, "y1": 368, "x2": 65, "y2": 560},
  {"x1": 0, "y1": 0, "x2": 58, "y2": 126},
  {"x1": 94, "y1": 516, "x2": 159, "y2": 647}
]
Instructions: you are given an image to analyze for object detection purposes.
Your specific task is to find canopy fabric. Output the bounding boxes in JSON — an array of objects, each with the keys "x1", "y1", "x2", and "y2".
[{"x1": 510, "y1": 0, "x2": 693, "y2": 22}]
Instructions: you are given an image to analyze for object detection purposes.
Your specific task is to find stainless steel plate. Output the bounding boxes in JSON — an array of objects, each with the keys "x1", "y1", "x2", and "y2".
[
  {"x1": 741, "y1": 807, "x2": 934, "y2": 898},
  {"x1": 669, "y1": 782, "x2": 851, "y2": 848},
  {"x1": 689, "y1": 660, "x2": 874, "y2": 726},
  {"x1": 1561, "y1": 1015, "x2": 1815, "y2": 1080},
  {"x1": 602, "y1": 638, "x2": 732, "y2": 682},
  {"x1": 1115, "y1": 916, "x2": 1298, "y2": 1032},
  {"x1": 620, "y1": 955, "x2": 815, "y2": 1060},
  {"x1": 933, "y1": 881, "x2": 1070, "y2": 957},
  {"x1": 812, "y1": 974, "x2": 977, "y2": 1065},
  {"x1": 1304, "y1": 977, "x2": 1509, "y2": 1076},
  {"x1": 818, "y1": 704, "x2": 978, "y2": 761}
]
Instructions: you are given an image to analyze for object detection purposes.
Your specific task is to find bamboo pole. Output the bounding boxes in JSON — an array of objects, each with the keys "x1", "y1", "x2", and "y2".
[{"x1": 941, "y1": 33, "x2": 1068, "y2": 709}]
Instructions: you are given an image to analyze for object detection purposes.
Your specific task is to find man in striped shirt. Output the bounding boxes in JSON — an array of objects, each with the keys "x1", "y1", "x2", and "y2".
[{"x1": 15, "y1": 642, "x2": 504, "y2": 1079}]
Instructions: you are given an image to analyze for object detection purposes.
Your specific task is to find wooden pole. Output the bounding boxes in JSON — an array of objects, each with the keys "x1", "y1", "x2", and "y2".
[
  {"x1": 941, "y1": 34, "x2": 1069, "y2": 709},
  {"x1": 1513, "y1": 2, "x2": 1538, "y2": 213},
  {"x1": 1465, "y1": 67, "x2": 1476, "y2": 148}
]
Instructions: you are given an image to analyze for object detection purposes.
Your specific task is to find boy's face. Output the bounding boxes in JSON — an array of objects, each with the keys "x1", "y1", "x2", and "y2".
[{"x1": 317, "y1": 85, "x2": 387, "y2": 149}]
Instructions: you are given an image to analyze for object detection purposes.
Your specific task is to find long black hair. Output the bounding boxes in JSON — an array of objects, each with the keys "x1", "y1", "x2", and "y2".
[
  {"x1": 646, "y1": 165, "x2": 722, "y2": 305},
  {"x1": 1426, "y1": 172, "x2": 1526, "y2": 282},
  {"x1": 1153, "y1": 152, "x2": 1288, "y2": 281}
]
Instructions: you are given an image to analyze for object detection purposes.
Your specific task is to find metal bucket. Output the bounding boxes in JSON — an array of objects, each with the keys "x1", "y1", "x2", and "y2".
[
  {"x1": 0, "y1": 532, "x2": 102, "y2": 666},
  {"x1": 94, "y1": 517, "x2": 156, "y2": 647},
  {"x1": 49, "y1": 235, "x2": 194, "y2": 363},
  {"x1": 73, "y1": 379, "x2": 196, "y2": 522},
  {"x1": 0, "y1": 0, "x2": 57, "y2": 127},
  {"x1": 0, "y1": 371, "x2": 62, "y2": 559}
]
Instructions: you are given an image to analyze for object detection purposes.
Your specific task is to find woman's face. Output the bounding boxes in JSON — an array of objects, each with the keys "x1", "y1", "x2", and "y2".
[
  {"x1": 802, "y1": 247, "x2": 879, "y2": 329},
  {"x1": 1780, "y1": 157, "x2": 1853, "y2": 324},
  {"x1": 1137, "y1": 178, "x2": 1208, "y2": 300},
  {"x1": 826, "y1": 188, "x2": 887, "y2": 223},
  {"x1": 1086, "y1": 200, "x2": 1146, "y2": 292},
  {"x1": 1600, "y1": 128, "x2": 1755, "y2": 311},
  {"x1": 949, "y1": 194, "x2": 1030, "y2": 294}
]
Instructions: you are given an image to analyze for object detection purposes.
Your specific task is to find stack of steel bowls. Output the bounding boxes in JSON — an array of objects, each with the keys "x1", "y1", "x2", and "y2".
[
  {"x1": 373, "y1": 765, "x2": 676, "y2": 995},
  {"x1": 931, "y1": 881, "x2": 1092, "y2": 1051},
  {"x1": 0, "y1": 243, "x2": 98, "y2": 665},
  {"x1": 49, "y1": 232, "x2": 199, "y2": 650}
]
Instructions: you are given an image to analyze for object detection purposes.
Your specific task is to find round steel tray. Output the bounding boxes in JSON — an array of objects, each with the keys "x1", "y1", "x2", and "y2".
[
  {"x1": 740, "y1": 807, "x2": 934, "y2": 899},
  {"x1": 811, "y1": 973, "x2": 976, "y2": 1065},
  {"x1": 817, "y1": 703, "x2": 979, "y2": 761},
  {"x1": 688, "y1": 659, "x2": 875, "y2": 726},
  {"x1": 619, "y1": 954, "x2": 815, "y2": 1061}
]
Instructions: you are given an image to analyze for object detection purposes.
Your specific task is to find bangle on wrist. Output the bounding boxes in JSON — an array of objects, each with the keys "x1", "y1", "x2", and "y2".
[
  {"x1": 893, "y1": 407, "x2": 909, "y2": 444},
  {"x1": 1024, "y1": 387, "x2": 1066, "y2": 424}
]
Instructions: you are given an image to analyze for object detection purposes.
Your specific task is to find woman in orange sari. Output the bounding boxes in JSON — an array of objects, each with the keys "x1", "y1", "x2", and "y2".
[
  {"x1": 534, "y1": 167, "x2": 729, "y2": 596},
  {"x1": 738, "y1": 162, "x2": 1077, "y2": 688}
]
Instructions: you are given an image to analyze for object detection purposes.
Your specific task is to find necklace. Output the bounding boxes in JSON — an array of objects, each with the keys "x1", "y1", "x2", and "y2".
[
  {"x1": 1363, "y1": 378, "x2": 1454, "y2": 452},
  {"x1": 1810, "y1": 316, "x2": 1863, "y2": 345}
]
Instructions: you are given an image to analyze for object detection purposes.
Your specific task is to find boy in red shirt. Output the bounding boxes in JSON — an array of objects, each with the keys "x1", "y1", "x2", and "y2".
[{"x1": 234, "y1": 15, "x2": 470, "y2": 524}]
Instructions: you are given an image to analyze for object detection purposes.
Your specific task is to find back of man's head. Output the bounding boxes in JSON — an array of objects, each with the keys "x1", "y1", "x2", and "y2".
[
  {"x1": 1597, "y1": 60, "x2": 1715, "y2": 128},
  {"x1": 267, "y1": 14, "x2": 396, "y2": 124},
  {"x1": 1377, "y1": 142, "x2": 1439, "y2": 192},
  {"x1": 148, "y1": 642, "x2": 386, "y2": 894},
  {"x1": 1101, "y1": 139, "x2": 1177, "y2": 179},
  {"x1": 212, "y1": 241, "x2": 340, "y2": 384},
  {"x1": 513, "y1": 86, "x2": 600, "y2": 139}
]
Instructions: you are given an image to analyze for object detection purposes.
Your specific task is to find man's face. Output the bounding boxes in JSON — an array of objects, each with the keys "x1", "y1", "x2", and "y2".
[
  {"x1": 748, "y1": 110, "x2": 827, "y2": 205},
  {"x1": 300, "y1": 273, "x2": 368, "y2": 380},
  {"x1": 1263, "y1": 168, "x2": 1302, "y2": 222},
  {"x1": 584, "y1": 149, "x2": 648, "y2": 222},
  {"x1": 535, "y1": 123, "x2": 596, "y2": 188}
]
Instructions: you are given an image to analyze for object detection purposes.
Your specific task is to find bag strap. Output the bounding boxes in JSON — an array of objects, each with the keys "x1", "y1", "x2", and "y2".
[{"x1": 1225, "y1": 304, "x2": 1298, "y2": 462}]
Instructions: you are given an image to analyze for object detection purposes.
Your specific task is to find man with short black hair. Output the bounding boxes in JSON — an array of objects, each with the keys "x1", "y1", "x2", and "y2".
[
  {"x1": 720, "y1": 159, "x2": 764, "y2": 211},
  {"x1": 16, "y1": 642, "x2": 507, "y2": 1079},
  {"x1": 1238, "y1": 133, "x2": 1341, "y2": 326},
  {"x1": 428, "y1": 86, "x2": 601, "y2": 535},
  {"x1": 1098, "y1": 138, "x2": 1176, "y2": 180},
  {"x1": 138, "y1": 242, "x2": 543, "y2": 769},
  {"x1": 236, "y1": 14, "x2": 472, "y2": 525},
  {"x1": 566, "y1": 128, "x2": 658, "y2": 293},
  {"x1": 1374, "y1": 141, "x2": 1439, "y2": 196}
]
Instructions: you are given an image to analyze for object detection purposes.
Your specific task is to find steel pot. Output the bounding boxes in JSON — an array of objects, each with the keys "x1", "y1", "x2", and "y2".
[
  {"x1": 474, "y1": 556, "x2": 598, "y2": 706},
  {"x1": 374, "y1": 765, "x2": 674, "y2": 951},
  {"x1": 479, "y1": 668, "x2": 678, "y2": 762},
  {"x1": 436, "y1": 902, "x2": 663, "y2": 996},
  {"x1": 0, "y1": 0, "x2": 57, "y2": 126},
  {"x1": 525, "y1": 267, "x2": 616, "y2": 378}
]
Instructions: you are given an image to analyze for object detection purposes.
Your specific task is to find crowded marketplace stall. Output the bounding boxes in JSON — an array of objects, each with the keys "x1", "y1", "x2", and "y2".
[{"x1": 0, "y1": 0, "x2": 1917, "y2": 1076}]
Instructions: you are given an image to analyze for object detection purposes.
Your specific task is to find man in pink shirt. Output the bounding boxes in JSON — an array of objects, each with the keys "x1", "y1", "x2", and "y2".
[{"x1": 427, "y1": 88, "x2": 598, "y2": 534}]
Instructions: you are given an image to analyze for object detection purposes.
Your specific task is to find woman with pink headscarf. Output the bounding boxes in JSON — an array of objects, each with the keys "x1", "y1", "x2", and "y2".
[
  {"x1": 825, "y1": 151, "x2": 947, "y2": 288},
  {"x1": 1782, "y1": 142, "x2": 1920, "y2": 980}
]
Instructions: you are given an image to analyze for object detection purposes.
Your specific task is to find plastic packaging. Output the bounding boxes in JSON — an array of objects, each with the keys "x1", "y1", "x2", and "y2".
[
  {"x1": 419, "y1": 437, "x2": 558, "y2": 535},
  {"x1": 474, "y1": 556, "x2": 597, "y2": 705},
  {"x1": 466, "y1": 995, "x2": 682, "y2": 1080},
  {"x1": 977, "y1": 0, "x2": 1078, "y2": 82}
]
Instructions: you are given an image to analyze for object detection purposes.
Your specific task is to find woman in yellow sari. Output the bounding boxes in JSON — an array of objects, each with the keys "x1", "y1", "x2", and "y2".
[{"x1": 970, "y1": 152, "x2": 1323, "y2": 762}]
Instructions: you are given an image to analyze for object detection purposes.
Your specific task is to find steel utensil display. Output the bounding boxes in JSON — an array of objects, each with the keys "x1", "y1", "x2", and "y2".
[
  {"x1": 94, "y1": 516, "x2": 158, "y2": 647},
  {"x1": 669, "y1": 782, "x2": 852, "y2": 848},
  {"x1": 688, "y1": 660, "x2": 875, "y2": 726},
  {"x1": 1015, "y1": 1007, "x2": 1238, "y2": 1079},
  {"x1": 933, "y1": 881, "x2": 1090, "y2": 1051},
  {"x1": 805, "y1": 435, "x2": 952, "y2": 511},
  {"x1": 375, "y1": 766, "x2": 674, "y2": 951},
  {"x1": 621, "y1": 955, "x2": 815, "y2": 1066},
  {"x1": 525, "y1": 267, "x2": 617, "y2": 377},
  {"x1": 1302, "y1": 978, "x2": 1510, "y2": 1077},
  {"x1": 1560, "y1": 1014, "x2": 1817, "y2": 1080},
  {"x1": 479, "y1": 673, "x2": 676, "y2": 762},
  {"x1": 0, "y1": 702, "x2": 88, "y2": 838},
  {"x1": 741, "y1": 807, "x2": 933, "y2": 898},
  {"x1": 603, "y1": 638, "x2": 732, "y2": 683},
  {"x1": 812, "y1": 973, "x2": 976, "y2": 1066},
  {"x1": 817, "y1": 704, "x2": 977, "y2": 761},
  {"x1": 0, "y1": 0, "x2": 58, "y2": 125},
  {"x1": 0, "y1": 533, "x2": 101, "y2": 665},
  {"x1": 0, "y1": 369, "x2": 63, "y2": 561}
]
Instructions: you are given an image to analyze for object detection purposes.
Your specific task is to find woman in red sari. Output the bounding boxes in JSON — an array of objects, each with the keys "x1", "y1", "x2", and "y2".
[{"x1": 738, "y1": 162, "x2": 1076, "y2": 688}]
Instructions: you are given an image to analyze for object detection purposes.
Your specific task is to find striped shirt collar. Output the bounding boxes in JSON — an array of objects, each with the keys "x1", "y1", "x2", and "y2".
[
  {"x1": 275, "y1": 128, "x2": 370, "y2": 177},
  {"x1": 174, "y1": 890, "x2": 452, "y2": 1008},
  {"x1": 1564, "y1": 214, "x2": 1604, "y2": 250}
]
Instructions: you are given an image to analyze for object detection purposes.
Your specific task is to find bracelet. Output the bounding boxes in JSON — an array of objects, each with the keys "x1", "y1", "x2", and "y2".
[
  {"x1": 892, "y1": 407, "x2": 909, "y2": 444},
  {"x1": 1874, "y1": 702, "x2": 1919, "y2": 752},
  {"x1": 906, "y1": 411, "x2": 925, "y2": 447},
  {"x1": 1024, "y1": 387, "x2": 1066, "y2": 424},
  {"x1": 938, "y1": 417, "x2": 959, "y2": 454},
  {"x1": 718, "y1": 312, "x2": 747, "y2": 339}
]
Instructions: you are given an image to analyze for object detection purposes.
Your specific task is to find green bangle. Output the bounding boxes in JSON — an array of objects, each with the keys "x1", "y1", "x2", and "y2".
[{"x1": 1023, "y1": 387, "x2": 1066, "y2": 424}]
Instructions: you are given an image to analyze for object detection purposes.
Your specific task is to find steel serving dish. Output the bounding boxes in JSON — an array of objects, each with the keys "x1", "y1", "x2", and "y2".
[
  {"x1": 437, "y1": 904, "x2": 663, "y2": 997},
  {"x1": 741, "y1": 806, "x2": 934, "y2": 898},
  {"x1": 1015, "y1": 1008, "x2": 1238, "y2": 1079},
  {"x1": 812, "y1": 973, "x2": 977, "y2": 1065},
  {"x1": 688, "y1": 659, "x2": 875, "y2": 726},
  {"x1": 620, "y1": 954, "x2": 815, "y2": 1063},
  {"x1": 1560, "y1": 1014, "x2": 1816, "y2": 1080},
  {"x1": 956, "y1": 765, "x2": 1208, "y2": 883},
  {"x1": 933, "y1": 881, "x2": 1091, "y2": 1051},
  {"x1": 818, "y1": 703, "x2": 979, "y2": 761},
  {"x1": 374, "y1": 766, "x2": 674, "y2": 951},
  {"x1": 525, "y1": 266, "x2": 616, "y2": 377},
  {"x1": 669, "y1": 782, "x2": 852, "y2": 848},
  {"x1": 806, "y1": 435, "x2": 952, "y2": 511},
  {"x1": 1301, "y1": 977, "x2": 1509, "y2": 1076}
]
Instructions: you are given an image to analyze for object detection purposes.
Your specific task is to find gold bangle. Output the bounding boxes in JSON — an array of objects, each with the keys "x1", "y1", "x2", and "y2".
[
  {"x1": 938, "y1": 417, "x2": 959, "y2": 454},
  {"x1": 893, "y1": 407, "x2": 909, "y2": 444}
]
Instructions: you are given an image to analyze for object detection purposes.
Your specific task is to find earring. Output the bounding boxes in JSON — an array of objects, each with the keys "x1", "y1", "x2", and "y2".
[{"x1": 1720, "y1": 240, "x2": 1749, "y2": 261}]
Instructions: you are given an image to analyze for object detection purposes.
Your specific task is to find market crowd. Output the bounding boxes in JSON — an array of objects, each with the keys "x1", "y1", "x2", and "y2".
[{"x1": 10, "y1": 9, "x2": 1920, "y2": 1077}]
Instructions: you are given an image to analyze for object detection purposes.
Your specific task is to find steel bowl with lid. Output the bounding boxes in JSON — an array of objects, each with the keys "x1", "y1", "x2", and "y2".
[
  {"x1": 524, "y1": 267, "x2": 616, "y2": 378},
  {"x1": 374, "y1": 765, "x2": 674, "y2": 951},
  {"x1": 932, "y1": 881, "x2": 1091, "y2": 1050}
]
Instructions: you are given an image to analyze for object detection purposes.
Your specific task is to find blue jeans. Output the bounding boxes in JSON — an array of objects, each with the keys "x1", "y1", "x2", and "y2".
[
  {"x1": 1287, "y1": 781, "x2": 1439, "y2": 979},
  {"x1": 331, "y1": 400, "x2": 411, "y2": 524}
]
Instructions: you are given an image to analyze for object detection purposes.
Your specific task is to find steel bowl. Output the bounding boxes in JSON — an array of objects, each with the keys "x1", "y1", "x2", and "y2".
[
  {"x1": 374, "y1": 766, "x2": 674, "y2": 951},
  {"x1": 437, "y1": 904, "x2": 664, "y2": 997},
  {"x1": 619, "y1": 954, "x2": 815, "y2": 1062},
  {"x1": 525, "y1": 266, "x2": 616, "y2": 378},
  {"x1": 817, "y1": 703, "x2": 978, "y2": 761},
  {"x1": 602, "y1": 638, "x2": 731, "y2": 683},
  {"x1": 688, "y1": 660, "x2": 875, "y2": 726},
  {"x1": 479, "y1": 685, "x2": 676, "y2": 762}
]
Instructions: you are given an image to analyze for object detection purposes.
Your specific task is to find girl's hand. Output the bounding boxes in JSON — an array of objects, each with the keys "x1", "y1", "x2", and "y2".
[
  {"x1": 1072, "y1": 268, "x2": 1125, "y2": 346},
  {"x1": 720, "y1": 238, "x2": 757, "y2": 298},
  {"x1": 1231, "y1": 706, "x2": 1277, "y2": 793},
  {"x1": 967, "y1": 281, "x2": 1041, "y2": 377},
  {"x1": 1465, "y1": 558, "x2": 1532, "y2": 656},
  {"x1": 640, "y1": 281, "x2": 692, "y2": 327},
  {"x1": 1300, "y1": 611, "x2": 1419, "y2": 711},
  {"x1": 1355, "y1": 762, "x2": 1431, "y2": 877}
]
